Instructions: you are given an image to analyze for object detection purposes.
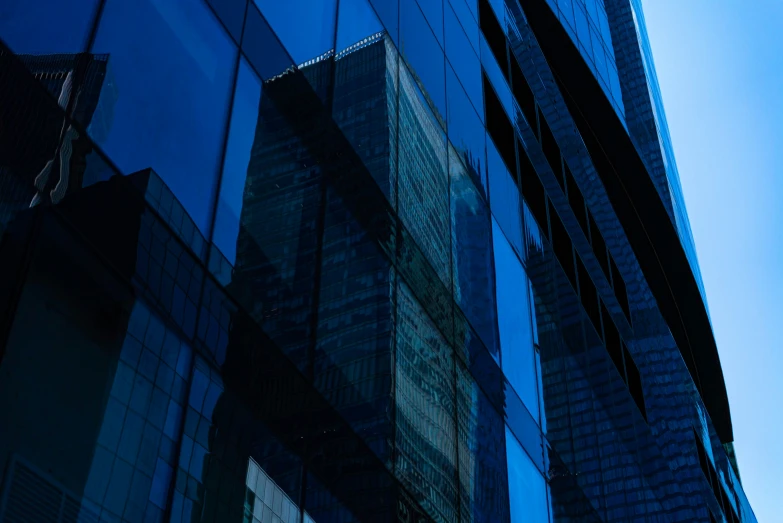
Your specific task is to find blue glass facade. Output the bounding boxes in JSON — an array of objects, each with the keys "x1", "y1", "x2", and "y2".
[{"x1": 0, "y1": 1, "x2": 756, "y2": 523}]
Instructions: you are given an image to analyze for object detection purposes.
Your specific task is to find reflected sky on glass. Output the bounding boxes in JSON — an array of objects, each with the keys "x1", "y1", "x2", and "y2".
[
  {"x1": 401, "y1": 0, "x2": 447, "y2": 122},
  {"x1": 91, "y1": 0, "x2": 236, "y2": 234},
  {"x1": 254, "y1": 0, "x2": 337, "y2": 63},
  {"x1": 0, "y1": 0, "x2": 98, "y2": 54},
  {"x1": 213, "y1": 58, "x2": 261, "y2": 264},
  {"x1": 336, "y1": 0, "x2": 384, "y2": 52},
  {"x1": 493, "y1": 218, "x2": 538, "y2": 419},
  {"x1": 505, "y1": 426, "x2": 548, "y2": 522}
]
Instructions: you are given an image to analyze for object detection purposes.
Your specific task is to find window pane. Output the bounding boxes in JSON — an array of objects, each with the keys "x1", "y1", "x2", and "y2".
[
  {"x1": 0, "y1": 0, "x2": 98, "y2": 55},
  {"x1": 445, "y1": 2, "x2": 483, "y2": 121},
  {"x1": 398, "y1": 64, "x2": 450, "y2": 288},
  {"x1": 450, "y1": 145, "x2": 497, "y2": 356},
  {"x1": 506, "y1": 427, "x2": 549, "y2": 523},
  {"x1": 254, "y1": 0, "x2": 337, "y2": 64},
  {"x1": 457, "y1": 363, "x2": 510, "y2": 523},
  {"x1": 332, "y1": 0, "x2": 393, "y2": 201},
  {"x1": 417, "y1": 0, "x2": 444, "y2": 47},
  {"x1": 335, "y1": 0, "x2": 384, "y2": 53},
  {"x1": 447, "y1": 65, "x2": 485, "y2": 192},
  {"x1": 213, "y1": 58, "x2": 262, "y2": 265},
  {"x1": 400, "y1": 0, "x2": 447, "y2": 124},
  {"x1": 493, "y1": 218, "x2": 538, "y2": 418},
  {"x1": 448, "y1": 0, "x2": 479, "y2": 56},
  {"x1": 487, "y1": 136, "x2": 523, "y2": 253},
  {"x1": 91, "y1": 0, "x2": 236, "y2": 235},
  {"x1": 395, "y1": 282, "x2": 458, "y2": 521},
  {"x1": 480, "y1": 34, "x2": 514, "y2": 118}
]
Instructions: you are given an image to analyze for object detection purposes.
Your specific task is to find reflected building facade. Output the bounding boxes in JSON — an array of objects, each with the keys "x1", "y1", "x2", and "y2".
[{"x1": 0, "y1": 1, "x2": 759, "y2": 523}]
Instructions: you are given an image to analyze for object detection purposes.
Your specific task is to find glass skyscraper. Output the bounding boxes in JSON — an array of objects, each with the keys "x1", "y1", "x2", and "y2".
[{"x1": 0, "y1": 0, "x2": 757, "y2": 522}]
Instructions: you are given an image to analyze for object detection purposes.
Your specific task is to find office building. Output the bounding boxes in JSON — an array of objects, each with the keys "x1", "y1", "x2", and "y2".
[{"x1": 0, "y1": 0, "x2": 757, "y2": 522}]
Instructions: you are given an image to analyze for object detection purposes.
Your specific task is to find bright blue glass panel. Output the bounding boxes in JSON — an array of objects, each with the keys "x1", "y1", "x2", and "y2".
[
  {"x1": 493, "y1": 218, "x2": 538, "y2": 418},
  {"x1": 506, "y1": 426, "x2": 548, "y2": 522},
  {"x1": 254, "y1": 0, "x2": 338, "y2": 64},
  {"x1": 336, "y1": 0, "x2": 384, "y2": 53},
  {"x1": 487, "y1": 136, "x2": 523, "y2": 254}
]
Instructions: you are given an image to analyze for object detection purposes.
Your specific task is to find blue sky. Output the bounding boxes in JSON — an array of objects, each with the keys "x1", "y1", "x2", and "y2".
[{"x1": 642, "y1": 1, "x2": 783, "y2": 520}]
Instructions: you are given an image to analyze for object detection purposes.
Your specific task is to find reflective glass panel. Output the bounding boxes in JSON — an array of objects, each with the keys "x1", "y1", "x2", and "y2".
[
  {"x1": 400, "y1": 0, "x2": 447, "y2": 123},
  {"x1": 447, "y1": 65, "x2": 485, "y2": 191},
  {"x1": 0, "y1": 0, "x2": 98, "y2": 55},
  {"x1": 480, "y1": 34, "x2": 514, "y2": 118},
  {"x1": 487, "y1": 136, "x2": 523, "y2": 254},
  {"x1": 506, "y1": 427, "x2": 548, "y2": 522},
  {"x1": 445, "y1": 1, "x2": 483, "y2": 120},
  {"x1": 450, "y1": 145, "x2": 497, "y2": 356},
  {"x1": 417, "y1": 0, "x2": 444, "y2": 46},
  {"x1": 493, "y1": 218, "x2": 538, "y2": 418},
  {"x1": 91, "y1": 0, "x2": 236, "y2": 234},
  {"x1": 336, "y1": 0, "x2": 384, "y2": 53},
  {"x1": 448, "y1": 0, "x2": 479, "y2": 56},
  {"x1": 213, "y1": 58, "x2": 261, "y2": 265},
  {"x1": 398, "y1": 64, "x2": 450, "y2": 287},
  {"x1": 253, "y1": 0, "x2": 338, "y2": 64}
]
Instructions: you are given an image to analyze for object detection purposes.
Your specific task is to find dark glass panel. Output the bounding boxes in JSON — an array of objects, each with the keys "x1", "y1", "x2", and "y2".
[
  {"x1": 610, "y1": 256, "x2": 631, "y2": 323},
  {"x1": 510, "y1": 56, "x2": 535, "y2": 128},
  {"x1": 333, "y1": 13, "x2": 395, "y2": 200},
  {"x1": 398, "y1": 63, "x2": 451, "y2": 288},
  {"x1": 538, "y1": 108, "x2": 563, "y2": 190},
  {"x1": 451, "y1": 145, "x2": 497, "y2": 356},
  {"x1": 565, "y1": 163, "x2": 588, "y2": 238},
  {"x1": 478, "y1": 0, "x2": 508, "y2": 77},
  {"x1": 0, "y1": 0, "x2": 98, "y2": 55},
  {"x1": 457, "y1": 363, "x2": 511, "y2": 523},
  {"x1": 91, "y1": 0, "x2": 236, "y2": 234},
  {"x1": 484, "y1": 73, "x2": 516, "y2": 178},
  {"x1": 576, "y1": 254, "x2": 600, "y2": 331},
  {"x1": 518, "y1": 141, "x2": 547, "y2": 240},
  {"x1": 314, "y1": 183, "x2": 395, "y2": 462},
  {"x1": 624, "y1": 343, "x2": 646, "y2": 421},
  {"x1": 548, "y1": 203, "x2": 575, "y2": 290},
  {"x1": 588, "y1": 211, "x2": 610, "y2": 281},
  {"x1": 601, "y1": 303, "x2": 624, "y2": 382},
  {"x1": 395, "y1": 281, "x2": 458, "y2": 522}
]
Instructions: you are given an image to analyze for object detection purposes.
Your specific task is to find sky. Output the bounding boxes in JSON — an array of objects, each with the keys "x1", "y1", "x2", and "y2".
[{"x1": 642, "y1": 1, "x2": 783, "y2": 521}]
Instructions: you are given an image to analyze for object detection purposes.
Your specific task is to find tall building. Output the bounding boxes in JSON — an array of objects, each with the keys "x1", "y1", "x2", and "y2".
[{"x1": 0, "y1": 1, "x2": 757, "y2": 523}]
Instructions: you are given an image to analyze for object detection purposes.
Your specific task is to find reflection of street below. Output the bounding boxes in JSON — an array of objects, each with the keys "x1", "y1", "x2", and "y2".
[
  {"x1": 30, "y1": 69, "x2": 80, "y2": 207},
  {"x1": 2, "y1": 51, "x2": 112, "y2": 211}
]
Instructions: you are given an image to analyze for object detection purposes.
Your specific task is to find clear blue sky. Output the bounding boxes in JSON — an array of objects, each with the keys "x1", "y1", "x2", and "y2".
[{"x1": 643, "y1": 1, "x2": 783, "y2": 521}]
